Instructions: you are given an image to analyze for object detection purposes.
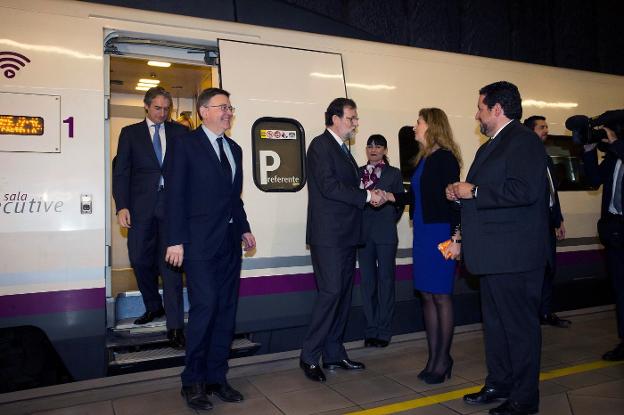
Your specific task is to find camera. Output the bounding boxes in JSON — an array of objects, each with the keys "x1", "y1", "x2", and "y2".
[{"x1": 565, "y1": 109, "x2": 624, "y2": 144}]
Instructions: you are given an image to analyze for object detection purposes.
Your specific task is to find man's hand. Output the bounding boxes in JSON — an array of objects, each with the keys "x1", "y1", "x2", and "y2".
[
  {"x1": 601, "y1": 126, "x2": 618, "y2": 144},
  {"x1": 117, "y1": 208, "x2": 131, "y2": 228},
  {"x1": 555, "y1": 223, "x2": 566, "y2": 240},
  {"x1": 447, "y1": 182, "x2": 475, "y2": 200},
  {"x1": 242, "y1": 232, "x2": 256, "y2": 251},
  {"x1": 447, "y1": 241, "x2": 461, "y2": 260},
  {"x1": 166, "y1": 244, "x2": 184, "y2": 267}
]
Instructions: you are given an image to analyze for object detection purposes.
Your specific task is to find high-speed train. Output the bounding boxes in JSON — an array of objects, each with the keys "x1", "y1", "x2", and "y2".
[{"x1": 1, "y1": 0, "x2": 622, "y2": 388}]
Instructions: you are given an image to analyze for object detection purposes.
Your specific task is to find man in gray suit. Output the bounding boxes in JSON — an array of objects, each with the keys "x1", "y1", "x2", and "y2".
[
  {"x1": 447, "y1": 81, "x2": 548, "y2": 415},
  {"x1": 300, "y1": 98, "x2": 384, "y2": 382}
]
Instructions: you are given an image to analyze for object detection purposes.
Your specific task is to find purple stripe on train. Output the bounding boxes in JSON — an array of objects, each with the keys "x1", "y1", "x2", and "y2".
[
  {"x1": 239, "y1": 249, "x2": 605, "y2": 297},
  {"x1": 0, "y1": 287, "x2": 105, "y2": 318},
  {"x1": 0, "y1": 250, "x2": 605, "y2": 317},
  {"x1": 239, "y1": 264, "x2": 414, "y2": 297}
]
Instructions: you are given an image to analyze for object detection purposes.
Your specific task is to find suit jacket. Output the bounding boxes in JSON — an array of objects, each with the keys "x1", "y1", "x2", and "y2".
[
  {"x1": 547, "y1": 156, "x2": 564, "y2": 229},
  {"x1": 306, "y1": 130, "x2": 368, "y2": 247},
  {"x1": 461, "y1": 120, "x2": 548, "y2": 275},
  {"x1": 112, "y1": 120, "x2": 187, "y2": 221},
  {"x1": 166, "y1": 127, "x2": 251, "y2": 260},
  {"x1": 543, "y1": 156, "x2": 564, "y2": 267},
  {"x1": 360, "y1": 164, "x2": 404, "y2": 244},
  {"x1": 582, "y1": 139, "x2": 624, "y2": 218},
  {"x1": 394, "y1": 149, "x2": 460, "y2": 235}
]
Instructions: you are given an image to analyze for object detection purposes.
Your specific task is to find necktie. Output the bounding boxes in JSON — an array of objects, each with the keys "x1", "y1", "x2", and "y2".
[
  {"x1": 153, "y1": 124, "x2": 162, "y2": 166},
  {"x1": 341, "y1": 143, "x2": 349, "y2": 155},
  {"x1": 217, "y1": 136, "x2": 233, "y2": 183},
  {"x1": 614, "y1": 164, "x2": 624, "y2": 214}
]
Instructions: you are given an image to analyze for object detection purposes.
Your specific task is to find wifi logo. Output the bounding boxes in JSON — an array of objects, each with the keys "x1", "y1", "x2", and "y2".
[{"x1": 0, "y1": 51, "x2": 31, "y2": 79}]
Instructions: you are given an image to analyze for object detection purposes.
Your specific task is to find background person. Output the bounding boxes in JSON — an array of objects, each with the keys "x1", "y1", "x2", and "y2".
[
  {"x1": 358, "y1": 134, "x2": 404, "y2": 348},
  {"x1": 583, "y1": 126, "x2": 624, "y2": 361},
  {"x1": 523, "y1": 115, "x2": 570, "y2": 328},
  {"x1": 386, "y1": 107, "x2": 461, "y2": 384},
  {"x1": 112, "y1": 86, "x2": 187, "y2": 349}
]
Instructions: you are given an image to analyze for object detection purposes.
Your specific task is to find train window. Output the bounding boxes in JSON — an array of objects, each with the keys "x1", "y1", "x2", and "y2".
[
  {"x1": 251, "y1": 117, "x2": 306, "y2": 192},
  {"x1": 545, "y1": 135, "x2": 596, "y2": 191},
  {"x1": 397, "y1": 125, "x2": 419, "y2": 188}
]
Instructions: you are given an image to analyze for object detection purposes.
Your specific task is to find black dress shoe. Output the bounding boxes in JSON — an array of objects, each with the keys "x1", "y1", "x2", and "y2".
[
  {"x1": 167, "y1": 329, "x2": 185, "y2": 349},
  {"x1": 300, "y1": 360, "x2": 326, "y2": 382},
  {"x1": 602, "y1": 342, "x2": 624, "y2": 361},
  {"x1": 540, "y1": 313, "x2": 571, "y2": 328},
  {"x1": 364, "y1": 338, "x2": 378, "y2": 347},
  {"x1": 207, "y1": 382, "x2": 244, "y2": 402},
  {"x1": 464, "y1": 386, "x2": 509, "y2": 405},
  {"x1": 489, "y1": 400, "x2": 538, "y2": 415},
  {"x1": 375, "y1": 339, "x2": 389, "y2": 347},
  {"x1": 134, "y1": 308, "x2": 165, "y2": 325},
  {"x1": 322, "y1": 358, "x2": 365, "y2": 370},
  {"x1": 181, "y1": 383, "x2": 213, "y2": 411}
]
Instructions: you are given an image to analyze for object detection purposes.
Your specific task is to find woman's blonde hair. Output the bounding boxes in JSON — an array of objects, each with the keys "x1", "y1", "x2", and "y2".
[{"x1": 414, "y1": 107, "x2": 462, "y2": 168}]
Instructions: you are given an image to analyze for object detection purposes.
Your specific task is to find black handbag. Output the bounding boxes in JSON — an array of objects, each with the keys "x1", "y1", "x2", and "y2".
[{"x1": 597, "y1": 215, "x2": 624, "y2": 248}]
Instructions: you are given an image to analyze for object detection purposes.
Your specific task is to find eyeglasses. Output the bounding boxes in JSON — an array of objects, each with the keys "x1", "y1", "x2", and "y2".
[
  {"x1": 205, "y1": 104, "x2": 235, "y2": 113},
  {"x1": 345, "y1": 116, "x2": 359, "y2": 123}
]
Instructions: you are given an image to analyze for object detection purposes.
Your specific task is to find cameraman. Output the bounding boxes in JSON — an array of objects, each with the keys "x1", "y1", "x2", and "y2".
[{"x1": 583, "y1": 126, "x2": 624, "y2": 361}]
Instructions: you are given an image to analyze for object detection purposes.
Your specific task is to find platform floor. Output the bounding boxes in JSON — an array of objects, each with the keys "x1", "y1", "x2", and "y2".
[{"x1": 1, "y1": 307, "x2": 623, "y2": 415}]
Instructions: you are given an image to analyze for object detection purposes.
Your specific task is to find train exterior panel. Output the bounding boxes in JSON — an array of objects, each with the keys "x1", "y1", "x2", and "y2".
[{"x1": 0, "y1": 0, "x2": 622, "y2": 382}]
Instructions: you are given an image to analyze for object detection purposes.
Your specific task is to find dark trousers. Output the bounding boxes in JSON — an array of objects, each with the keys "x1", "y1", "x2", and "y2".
[
  {"x1": 598, "y1": 214, "x2": 624, "y2": 340},
  {"x1": 181, "y1": 225, "x2": 241, "y2": 386},
  {"x1": 605, "y1": 247, "x2": 624, "y2": 339},
  {"x1": 481, "y1": 268, "x2": 543, "y2": 407},
  {"x1": 301, "y1": 245, "x2": 356, "y2": 364},
  {"x1": 358, "y1": 241, "x2": 397, "y2": 341},
  {"x1": 539, "y1": 229, "x2": 557, "y2": 316},
  {"x1": 128, "y1": 192, "x2": 184, "y2": 329}
]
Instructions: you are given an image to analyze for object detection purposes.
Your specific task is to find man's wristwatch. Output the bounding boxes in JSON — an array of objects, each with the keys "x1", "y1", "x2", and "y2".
[{"x1": 471, "y1": 185, "x2": 478, "y2": 199}]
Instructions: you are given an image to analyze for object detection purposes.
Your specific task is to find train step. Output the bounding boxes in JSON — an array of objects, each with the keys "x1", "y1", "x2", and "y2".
[{"x1": 107, "y1": 337, "x2": 261, "y2": 375}]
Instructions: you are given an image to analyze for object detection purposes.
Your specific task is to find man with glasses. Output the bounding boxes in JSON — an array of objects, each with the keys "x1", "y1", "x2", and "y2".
[
  {"x1": 300, "y1": 97, "x2": 385, "y2": 382},
  {"x1": 112, "y1": 86, "x2": 187, "y2": 348},
  {"x1": 165, "y1": 87, "x2": 256, "y2": 410}
]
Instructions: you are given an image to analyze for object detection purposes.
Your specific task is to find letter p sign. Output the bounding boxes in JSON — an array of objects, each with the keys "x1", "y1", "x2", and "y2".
[{"x1": 259, "y1": 150, "x2": 281, "y2": 184}]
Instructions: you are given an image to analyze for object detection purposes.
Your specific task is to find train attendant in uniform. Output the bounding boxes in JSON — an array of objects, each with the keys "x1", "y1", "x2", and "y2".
[
  {"x1": 165, "y1": 87, "x2": 256, "y2": 411},
  {"x1": 385, "y1": 108, "x2": 461, "y2": 384},
  {"x1": 112, "y1": 86, "x2": 187, "y2": 349},
  {"x1": 358, "y1": 134, "x2": 404, "y2": 348}
]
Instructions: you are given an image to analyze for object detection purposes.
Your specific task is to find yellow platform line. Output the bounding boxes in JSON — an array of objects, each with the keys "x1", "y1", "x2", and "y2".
[{"x1": 344, "y1": 360, "x2": 624, "y2": 415}]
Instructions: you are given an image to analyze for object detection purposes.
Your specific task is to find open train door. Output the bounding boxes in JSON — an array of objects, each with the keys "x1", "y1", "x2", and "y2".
[{"x1": 217, "y1": 39, "x2": 347, "y2": 271}]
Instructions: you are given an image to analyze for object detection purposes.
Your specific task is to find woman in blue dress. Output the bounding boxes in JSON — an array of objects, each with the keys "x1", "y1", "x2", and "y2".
[{"x1": 386, "y1": 108, "x2": 461, "y2": 384}]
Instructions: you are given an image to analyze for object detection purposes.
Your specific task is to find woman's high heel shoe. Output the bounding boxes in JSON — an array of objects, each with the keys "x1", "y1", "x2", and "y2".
[
  {"x1": 422, "y1": 358, "x2": 453, "y2": 384},
  {"x1": 416, "y1": 368, "x2": 430, "y2": 380}
]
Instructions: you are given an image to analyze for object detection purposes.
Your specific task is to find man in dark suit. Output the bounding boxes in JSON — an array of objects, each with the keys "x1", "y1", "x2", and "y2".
[
  {"x1": 112, "y1": 86, "x2": 187, "y2": 349},
  {"x1": 583, "y1": 127, "x2": 624, "y2": 361},
  {"x1": 165, "y1": 88, "x2": 256, "y2": 411},
  {"x1": 447, "y1": 81, "x2": 548, "y2": 415},
  {"x1": 300, "y1": 98, "x2": 384, "y2": 382},
  {"x1": 523, "y1": 115, "x2": 570, "y2": 328}
]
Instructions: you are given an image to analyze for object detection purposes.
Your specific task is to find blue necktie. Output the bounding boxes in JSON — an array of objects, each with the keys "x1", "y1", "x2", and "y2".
[
  {"x1": 153, "y1": 124, "x2": 162, "y2": 166},
  {"x1": 341, "y1": 143, "x2": 349, "y2": 155}
]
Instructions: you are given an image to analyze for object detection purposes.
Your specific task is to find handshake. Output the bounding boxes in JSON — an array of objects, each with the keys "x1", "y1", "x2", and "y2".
[{"x1": 370, "y1": 189, "x2": 394, "y2": 207}]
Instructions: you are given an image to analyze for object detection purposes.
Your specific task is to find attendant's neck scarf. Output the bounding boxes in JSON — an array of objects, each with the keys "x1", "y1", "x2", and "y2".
[{"x1": 360, "y1": 161, "x2": 385, "y2": 189}]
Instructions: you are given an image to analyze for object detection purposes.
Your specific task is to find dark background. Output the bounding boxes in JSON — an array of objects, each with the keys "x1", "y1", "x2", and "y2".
[{"x1": 82, "y1": 0, "x2": 624, "y2": 75}]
